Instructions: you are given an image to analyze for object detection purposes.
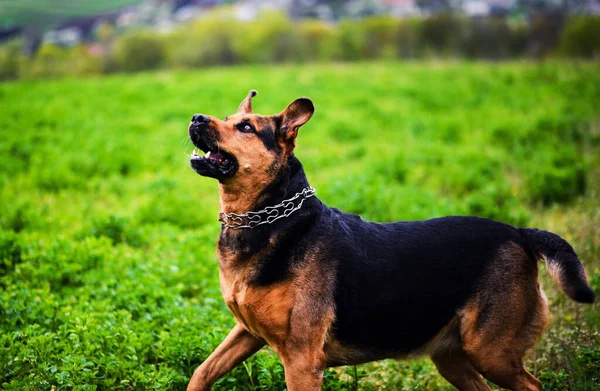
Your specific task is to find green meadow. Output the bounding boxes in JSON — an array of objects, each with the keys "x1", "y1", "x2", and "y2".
[{"x1": 1, "y1": 61, "x2": 599, "y2": 390}]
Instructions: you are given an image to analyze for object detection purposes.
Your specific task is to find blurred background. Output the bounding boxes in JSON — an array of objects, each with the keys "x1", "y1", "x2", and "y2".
[
  {"x1": 0, "y1": 0, "x2": 599, "y2": 79},
  {"x1": 1, "y1": 1, "x2": 599, "y2": 391}
]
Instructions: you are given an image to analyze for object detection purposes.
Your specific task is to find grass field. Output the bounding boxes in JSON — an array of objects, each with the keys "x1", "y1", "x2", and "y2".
[{"x1": 1, "y1": 61, "x2": 599, "y2": 390}]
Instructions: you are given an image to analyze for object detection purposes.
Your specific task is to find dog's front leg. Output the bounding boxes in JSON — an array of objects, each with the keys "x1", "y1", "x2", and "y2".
[
  {"x1": 280, "y1": 347, "x2": 327, "y2": 391},
  {"x1": 187, "y1": 324, "x2": 265, "y2": 391}
]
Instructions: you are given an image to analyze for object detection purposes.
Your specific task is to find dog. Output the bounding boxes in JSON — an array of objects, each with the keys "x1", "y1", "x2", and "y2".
[{"x1": 186, "y1": 90, "x2": 595, "y2": 391}]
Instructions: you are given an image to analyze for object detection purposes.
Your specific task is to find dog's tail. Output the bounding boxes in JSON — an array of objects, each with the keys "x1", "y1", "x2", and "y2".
[{"x1": 520, "y1": 228, "x2": 595, "y2": 303}]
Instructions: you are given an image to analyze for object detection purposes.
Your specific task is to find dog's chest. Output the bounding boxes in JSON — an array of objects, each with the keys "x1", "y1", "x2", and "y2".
[{"x1": 218, "y1": 265, "x2": 295, "y2": 344}]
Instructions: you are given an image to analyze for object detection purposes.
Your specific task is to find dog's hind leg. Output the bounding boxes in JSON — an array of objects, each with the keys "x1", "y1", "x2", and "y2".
[
  {"x1": 187, "y1": 324, "x2": 265, "y2": 391},
  {"x1": 431, "y1": 349, "x2": 490, "y2": 391},
  {"x1": 431, "y1": 349, "x2": 491, "y2": 391},
  {"x1": 459, "y1": 244, "x2": 549, "y2": 391},
  {"x1": 460, "y1": 304, "x2": 546, "y2": 391},
  {"x1": 426, "y1": 319, "x2": 490, "y2": 390}
]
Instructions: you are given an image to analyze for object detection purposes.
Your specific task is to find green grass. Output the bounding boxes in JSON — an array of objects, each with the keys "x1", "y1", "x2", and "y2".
[{"x1": 1, "y1": 61, "x2": 599, "y2": 390}]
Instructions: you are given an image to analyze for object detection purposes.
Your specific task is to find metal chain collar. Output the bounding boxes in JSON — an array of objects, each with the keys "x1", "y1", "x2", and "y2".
[{"x1": 218, "y1": 186, "x2": 316, "y2": 229}]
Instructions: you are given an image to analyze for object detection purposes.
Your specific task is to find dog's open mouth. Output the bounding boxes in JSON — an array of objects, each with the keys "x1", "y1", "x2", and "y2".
[{"x1": 190, "y1": 143, "x2": 237, "y2": 178}]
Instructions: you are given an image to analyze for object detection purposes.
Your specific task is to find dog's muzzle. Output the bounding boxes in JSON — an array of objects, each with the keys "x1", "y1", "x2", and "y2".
[
  {"x1": 188, "y1": 114, "x2": 238, "y2": 179},
  {"x1": 189, "y1": 113, "x2": 210, "y2": 135}
]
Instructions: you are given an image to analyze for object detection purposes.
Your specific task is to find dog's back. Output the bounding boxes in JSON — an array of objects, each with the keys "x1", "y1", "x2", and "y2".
[{"x1": 323, "y1": 215, "x2": 523, "y2": 357}]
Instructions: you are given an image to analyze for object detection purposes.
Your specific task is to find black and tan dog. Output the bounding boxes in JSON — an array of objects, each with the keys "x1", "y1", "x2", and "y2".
[{"x1": 186, "y1": 90, "x2": 595, "y2": 391}]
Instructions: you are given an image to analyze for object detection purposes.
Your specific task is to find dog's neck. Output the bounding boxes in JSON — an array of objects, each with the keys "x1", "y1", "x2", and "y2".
[{"x1": 218, "y1": 155, "x2": 310, "y2": 216}]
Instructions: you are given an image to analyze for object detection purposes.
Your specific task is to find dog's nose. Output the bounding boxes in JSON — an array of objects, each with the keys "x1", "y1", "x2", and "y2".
[{"x1": 191, "y1": 114, "x2": 209, "y2": 124}]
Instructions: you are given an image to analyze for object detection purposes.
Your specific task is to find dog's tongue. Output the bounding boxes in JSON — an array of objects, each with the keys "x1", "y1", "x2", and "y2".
[
  {"x1": 191, "y1": 149, "x2": 231, "y2": 167},
  {"x1": 207, "y1": 151, "x2": 230, "y2": 166}
]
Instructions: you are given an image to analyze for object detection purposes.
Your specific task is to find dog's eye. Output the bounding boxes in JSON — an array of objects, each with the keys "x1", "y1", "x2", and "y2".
[{"x1": 238, "y1": 123, "x2": 254, "y2": 133}]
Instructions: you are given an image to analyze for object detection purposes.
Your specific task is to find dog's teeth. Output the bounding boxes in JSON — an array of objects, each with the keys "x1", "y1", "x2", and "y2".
[{"x1": 206, "y1": 151, "x2": 211, "y2": 158}]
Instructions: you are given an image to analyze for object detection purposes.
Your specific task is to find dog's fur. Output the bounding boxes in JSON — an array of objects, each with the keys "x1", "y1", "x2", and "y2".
[{"x1": 186, "y1": 91, "x2": 595, "y2": 391}]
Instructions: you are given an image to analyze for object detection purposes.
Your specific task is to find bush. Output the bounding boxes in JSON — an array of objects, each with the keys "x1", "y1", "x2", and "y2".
[
  {"x1": 21, "y1": 43, "x2": 68, "y2": 78},
  {"x1": 63, "y1": 45, "x2": 103, "y2": 75},
  {"x1": 167, "y1": 14, "x2": 239, "y2": 68},
  {"x1": 0, "y1": 41, "x2": 21, "y2": 80},
  {"x1": 18, "y1": 43, "x2": 102, "y2": 79},
  {"x1": 336, "y1": 19, "x2": 366, "y2": 61},
  {"x1": 528, "y1": 11, "x2": 565, "y2": 58},
  {"x1": 9, "y1": 12, "x2": 600, "y2": 79},
  {"x1": 507, "y1": 20, "x2": 529, "y2": 57},
  {"x1": 461, "y1": 17, "x2": 529, "y2": 59},
  {"x1": 360, "y1": 16, "x2": 399, "y2": 59},
  {"x1": 296, "y1": 20, "x2": 337, "y2": 62},
  {"x1": 420, "y1": 13, "x2": 465, "y2": 56},
  {"x1": 168, "y1": 11, "x2": 339, "y2": 67},
  {"x1": 396, "y1": 18, "x2": 421, "y2": 58},
  {"x1": 5, "y1": 11, "x2": 600, "y2": 80},
  {"x1": 462, "y1": 17, "x2": 512, "y2": 59},
  {"x1": 559, "y1": 15, "x2": 600, "y2": 58},
  {"x1": 235, "y1": 11, "x2": 300, "y2": 63},
  {"x1": 112, "y1": 29, "x2": 166, "y2": 72}
]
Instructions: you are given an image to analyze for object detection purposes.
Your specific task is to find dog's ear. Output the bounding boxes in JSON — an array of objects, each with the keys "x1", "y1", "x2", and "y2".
[
  {"x1": 276, "y1": 97, "x2": 314, "y2": 151},
  {"x1": 237, "y1": 89, "x2": 258, "y2": 114}
]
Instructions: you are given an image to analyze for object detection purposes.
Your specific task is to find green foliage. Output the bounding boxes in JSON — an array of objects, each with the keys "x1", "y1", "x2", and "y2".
[
  {"x1": 5, "y1": 11, "x2": 599, "y2": 79},
  {"x1": 336, "y1": 19, "x2": 366, "y2": 61},
  {"x1": 90, "y1": 214, "x2": 146, "y2": 247},
  {"x1": 235, "y1": 11, "x2": 300, "y2": 64},
  {"x1": 6, "y1": 42, "x2": 103, "y2": 79},
  {"x1": 539, "y1": 369, "x2": 570, "y2": 391},
  {"x1": 297, "y1": 20, "x2": 337, "y2": 62},
  {"x1": 462, "y1": 17, "x2": 517, "y2": 59},
  {"x1": 396, "y1": 18, "x2": 421, "y2": 58},
  {"x1": 360, "y1": 16, "x2": 399, "y2": 59},
  {"x1": 0, "y1": 40, "x2": 21, "y2": 80},
  {"x1": 420, "y1": 13, "x2": 464, "y2": 55},
  {"x1": 167, "y1": 12, "x2": 240, "y2": 68},
  {"x1": 21, "y1": 43, "x2": 69, "y2": 78},
  {"x1": 64, "y1": 45, "x2": 104, "y2": 75},
  {"x1": 0, "y1": 230, "x2": 21, "y2": 276},
  {"x1": 0, "y1": 62, "x2": 599, "y2": 390},
  {"x1": 559, "y1": 16, "x2": 600, "y2": 58},
  {"x1": 112, "y1": 29, "x2": 166, "y2": 72},
  {"x1": 525, "y1": 149, "x2": 587, "y2": 205}
]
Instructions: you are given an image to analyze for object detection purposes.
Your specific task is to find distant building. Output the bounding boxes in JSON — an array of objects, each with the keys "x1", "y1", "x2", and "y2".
[
  {"x1": 462, "y1": 0, "x2": 514, "y2": 17},
  {"x1": 382, "y1": 0, "x2": 420, "y2": 18},
  {"x1": 487, "y1": 0, "x2": 514, "y2": 16},
  {"x1": 43, "y1": 27, "x2": 82, "y2": 46},
  {"x1": 43, "y1": 12, "x2": 120, "y2": 46},
  {"x1": 116, "y1": 8, "x2": 139, "y2": 28},
  {"x1": 235, "y1": 0, "x2": 292, "y2": 21},
  {"x1": 464, "y1": 0, "x2": 489, "y2": 16}
]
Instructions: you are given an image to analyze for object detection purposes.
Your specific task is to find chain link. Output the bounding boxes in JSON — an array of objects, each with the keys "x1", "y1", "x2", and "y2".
[{"x1": 218, "y1": 186, "x2": 316, "y2": 229}]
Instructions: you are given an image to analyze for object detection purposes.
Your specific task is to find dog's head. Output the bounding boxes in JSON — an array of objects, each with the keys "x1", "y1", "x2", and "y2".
[{"x1": 188, "y1": 90, "x2": 314, "y2": 186}]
